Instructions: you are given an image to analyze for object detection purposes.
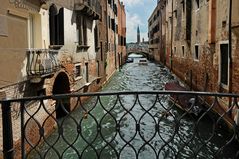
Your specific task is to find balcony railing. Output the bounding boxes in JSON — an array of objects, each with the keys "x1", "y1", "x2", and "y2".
[
  {"x1": 1, "y1": 91, "x2": 239, "y2": 158},
  {"x1": 74, "y1": 0, "x2": 102, "y2": 19},
  {"x1": 26, "y1": 49, "x2": 60, "y2": 80}
]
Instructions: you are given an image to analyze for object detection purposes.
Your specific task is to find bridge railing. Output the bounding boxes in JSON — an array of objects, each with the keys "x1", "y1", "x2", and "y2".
[{"x1": 1, "y1": 91, "x2": 239, "y2": 158}]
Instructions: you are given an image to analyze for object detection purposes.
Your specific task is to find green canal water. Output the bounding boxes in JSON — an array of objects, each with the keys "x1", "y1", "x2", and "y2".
[{"x1": 29, "y1": 58, "x2": 239, "y2": 159}]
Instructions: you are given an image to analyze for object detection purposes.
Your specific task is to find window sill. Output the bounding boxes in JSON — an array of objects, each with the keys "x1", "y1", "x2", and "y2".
[
  {"x1": 219, "y1": 82, "x2": 229, "y2": 90},
  {"x1": 193, "y1": 58, "x2": 199, "y2": 62},
  {"x1": 75, "y1": 76, "x2": 83, "y2": 81},
  {"x1": 49, "y1": 45, "x2": 63, "y2": 50},
  {"x1": 77, "y1": 45, "x2": 90, "y2": 52}
]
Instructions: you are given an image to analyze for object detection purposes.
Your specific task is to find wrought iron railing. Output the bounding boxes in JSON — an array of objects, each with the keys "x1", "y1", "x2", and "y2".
[
  {"x1": 26, "y1": 49, "x2": 60, "y2": 78},
  {"x1": 1, "y1": 91, "x2": 239, "y2": 159}
]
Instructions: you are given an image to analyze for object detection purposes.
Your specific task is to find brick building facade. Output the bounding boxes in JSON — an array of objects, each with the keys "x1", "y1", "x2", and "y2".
[
  {"x1": 149, "y1": 0, "x2": 239, "y2": 123},
  {"x1": 0, "y1": 0, "x2": 126, "y2": 157},
  {"x1": 117, "y1": 0, "x2": 127, "y2": 67}
]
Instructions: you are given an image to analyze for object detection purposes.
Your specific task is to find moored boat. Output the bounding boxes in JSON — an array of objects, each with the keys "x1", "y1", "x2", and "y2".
[
  {"x1": 138, "y1": 58, "x2": 148, "y2": 65},
  {"x1": 126, "y1": 57, "x2": 134, "y2": 63},
  {"x1": 165, "y1": 81, "x2": 204, "y2": 116}
]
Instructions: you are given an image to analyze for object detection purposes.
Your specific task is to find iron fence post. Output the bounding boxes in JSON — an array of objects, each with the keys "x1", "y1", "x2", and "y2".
[
  {"x1": 20, "y1": 102, "x2": 25, "y2": 159},
  {"x1": 2, "y1": 101, "x2": 14, "y2": 159}
]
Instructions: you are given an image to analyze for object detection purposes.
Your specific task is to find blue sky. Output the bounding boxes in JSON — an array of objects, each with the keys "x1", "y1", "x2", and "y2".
[{"x1": 121, "y1": 0, "x2": 157, "y2": 43}]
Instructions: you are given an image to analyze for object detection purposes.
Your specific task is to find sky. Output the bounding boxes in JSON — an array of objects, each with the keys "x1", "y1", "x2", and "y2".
[{"x1": 121, "y1": 0, "x2": 157, "y2": 43}]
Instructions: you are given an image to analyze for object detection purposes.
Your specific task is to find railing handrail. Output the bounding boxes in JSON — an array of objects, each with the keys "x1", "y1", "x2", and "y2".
[
  {"x1": 1, "y1": 90, "x2": 239, "y2": 103},
  {"x1": 1, "y1": 91, "x2": 239, "y2": 158}
]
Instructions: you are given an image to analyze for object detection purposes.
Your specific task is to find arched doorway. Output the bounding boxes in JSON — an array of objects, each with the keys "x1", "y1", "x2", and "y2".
[{"x1": 52, "y1": 72, "x2": 70, "y2": 119}]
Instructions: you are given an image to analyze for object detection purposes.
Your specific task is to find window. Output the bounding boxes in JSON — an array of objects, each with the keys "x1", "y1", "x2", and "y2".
[
  {"x1": 186, "y1": 0, "x2": 192, "y2": 40},
  {"x1": 74, "y1": 64, "x2": 82, "y2": 80},
  {"x1": 182, "y1": 0, "x2": 185, "y2": 13},
  {"x1": 111, "y1": 18, "x2": 115, "y2": 31},
  {"x1": 220, "y1": 44, "x2": 229, "y2": 85},
  {"x1": 94, "y1": 25, "x2": 99, "y2": 51},
  {"x1": 77, "y1": 15, "x2": 87, "y2": 46},
  {"x1": 174, "y1": 10, "x2": 177, "y2": 18},
  {"x1": 97, "y1": 61, "x2": 100, "y2": 77},
  {"x1": 194, "y1": 45, "x2": 199, "y2": 60},
  {"x1": 182, "y1": 46, "x2": 185, "y2": 57},
  {"x1": 108, "y1": 16, "x2": 111, "y2": 28},
  {"x1": 174, "y1": 47, "x2": 176, "y2": 56},
  {"x1": 195, "y1": 0, "x2": 199, "y2": 9},
  {"x1": 49, "y1": 6, "x2": 64, "y2": 46},
  {"x1": 85, "y1": 63, "x2": 89, "y2": 83}
]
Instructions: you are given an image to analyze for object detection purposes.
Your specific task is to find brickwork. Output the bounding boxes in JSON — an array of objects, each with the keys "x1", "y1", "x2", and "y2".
[
  {"x1": 0, "y1": 0, "x2": 125, "y2": 158},
  {"x1": 117, "y1": 0, "x2": 127, "y2": 65},
  {"x1": 150, "y1": 0, "x2": 239, "y2": 126},
  {"x1": 148, "y1": 4, "x2": 161, "y2": 62}
]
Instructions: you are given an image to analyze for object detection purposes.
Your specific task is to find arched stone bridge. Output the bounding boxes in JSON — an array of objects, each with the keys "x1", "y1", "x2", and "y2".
[{"x1": 126, "y1": 48, "x2": 152, "y2": 59}]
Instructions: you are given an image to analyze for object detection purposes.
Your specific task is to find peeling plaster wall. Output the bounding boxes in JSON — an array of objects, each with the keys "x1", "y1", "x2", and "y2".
[{"x1": 61, "y1": 8, "x2": 77, "y2": 53}]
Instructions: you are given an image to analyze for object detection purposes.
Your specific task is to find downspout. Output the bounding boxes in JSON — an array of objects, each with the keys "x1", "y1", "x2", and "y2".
[
  {"x1": 105, "y1": 0, "x2": 108, "y2": 76},
  {"x1": 170, "y1": 0, "x2": 173, "y2": 71},
  {"x1": 106, "y1": 0, "x2": 109, "y2": 50},
  {"x1": 163, "y1": 2, "x2": 166, "y2": 65},
  {"x1": 120, "y1": 2, "x2": 123, "y2": 69},
  {"x1": 228, "y1": 0, "x2": 232, "y2": 115},
  {"x1": 114, "y1": 1, "x2": 117, "y2": 69},
  {"x1": 160, "y1": 7, "x2": 163, "y2": 64}
]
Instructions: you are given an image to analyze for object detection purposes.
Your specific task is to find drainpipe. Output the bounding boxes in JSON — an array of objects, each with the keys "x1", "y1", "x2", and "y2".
[
  {"x1": 170, "y1": 0, "x2": 173, "y2": 71},
  {"x1": 159, "y1": 7, "x2": 163, "y2": 64},
  {"x1": 106, "y1": 0, "x2": 109, "y2": 48},
  {"x1": 114, "y1": 1, "x2": 117, "y2": 69},
  {"x1": 228, "y1": 0, "x2": 232, "y2": 115}
]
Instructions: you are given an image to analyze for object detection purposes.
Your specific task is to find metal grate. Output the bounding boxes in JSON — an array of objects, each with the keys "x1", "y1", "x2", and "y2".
[{"x1": 1, "y1": 91, "x2": 239, "y2": 158}]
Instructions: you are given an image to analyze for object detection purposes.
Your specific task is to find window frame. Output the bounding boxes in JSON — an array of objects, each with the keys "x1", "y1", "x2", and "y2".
[
  {"x1": 49, "y1": 6, "x2": 64, "y2": 47},
  {"x1": 194, "y1": 44, "x2": 199, "y2": 61},
  {"x1": 195, "y1": 0, "x2": 200, "y2": 10},
  {"x1": 182, "y1": 45, "x2": 185, "y2": 58},
  {"x1": 77, "y1": 15, "x2": 88, "y2": 46},
  {"x1": 219, "y1": 41, "x2": 229, "y2": 88},
  {"x1": 74, "y1": 63, "x2": 82, "y2": 81}
]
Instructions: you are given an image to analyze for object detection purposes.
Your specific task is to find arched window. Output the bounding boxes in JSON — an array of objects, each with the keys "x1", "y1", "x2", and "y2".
[{"x1": 49, "y1": 5, "x2": 64, "y2": 46}]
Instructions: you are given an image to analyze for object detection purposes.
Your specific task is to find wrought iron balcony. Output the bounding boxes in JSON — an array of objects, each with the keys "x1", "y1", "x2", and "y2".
[
  {"x1": 1, "y1": 91, "x2": 239, "y2": 158},
  {"x1": 26, "y1": 49, "x2": 60, "y2": 82},
  {"x1": 74, "y1": 0, "x2": 102, "y2": 19}
]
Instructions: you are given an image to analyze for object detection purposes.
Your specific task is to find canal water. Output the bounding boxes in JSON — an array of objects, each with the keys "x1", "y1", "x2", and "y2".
[{"x1": 30, "y1": 55, "x2": 238, "y2": 159}]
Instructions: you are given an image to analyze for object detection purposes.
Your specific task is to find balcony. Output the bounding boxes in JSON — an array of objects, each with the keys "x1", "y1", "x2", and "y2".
[
  {"x1": 74, "y1": 0, "x2": 102, "y2": 20},
  {"x1": 26, "y1": 49, "x2": 60, "y2": 83}
]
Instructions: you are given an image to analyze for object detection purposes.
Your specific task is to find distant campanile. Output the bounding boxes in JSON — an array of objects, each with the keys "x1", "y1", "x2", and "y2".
[{"x1": 137, "y1": 25, "x2": 140, "y2": 44}]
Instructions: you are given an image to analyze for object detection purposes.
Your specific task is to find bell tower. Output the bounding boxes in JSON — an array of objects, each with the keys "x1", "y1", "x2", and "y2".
[{"x1": 137, "y1": 25, "x2": 140, "y2": 44}]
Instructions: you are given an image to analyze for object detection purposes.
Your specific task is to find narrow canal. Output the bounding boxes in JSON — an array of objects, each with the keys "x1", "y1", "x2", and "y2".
[{"x1": 30, "y1": 56, "x2": 238, "y2": 159}]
